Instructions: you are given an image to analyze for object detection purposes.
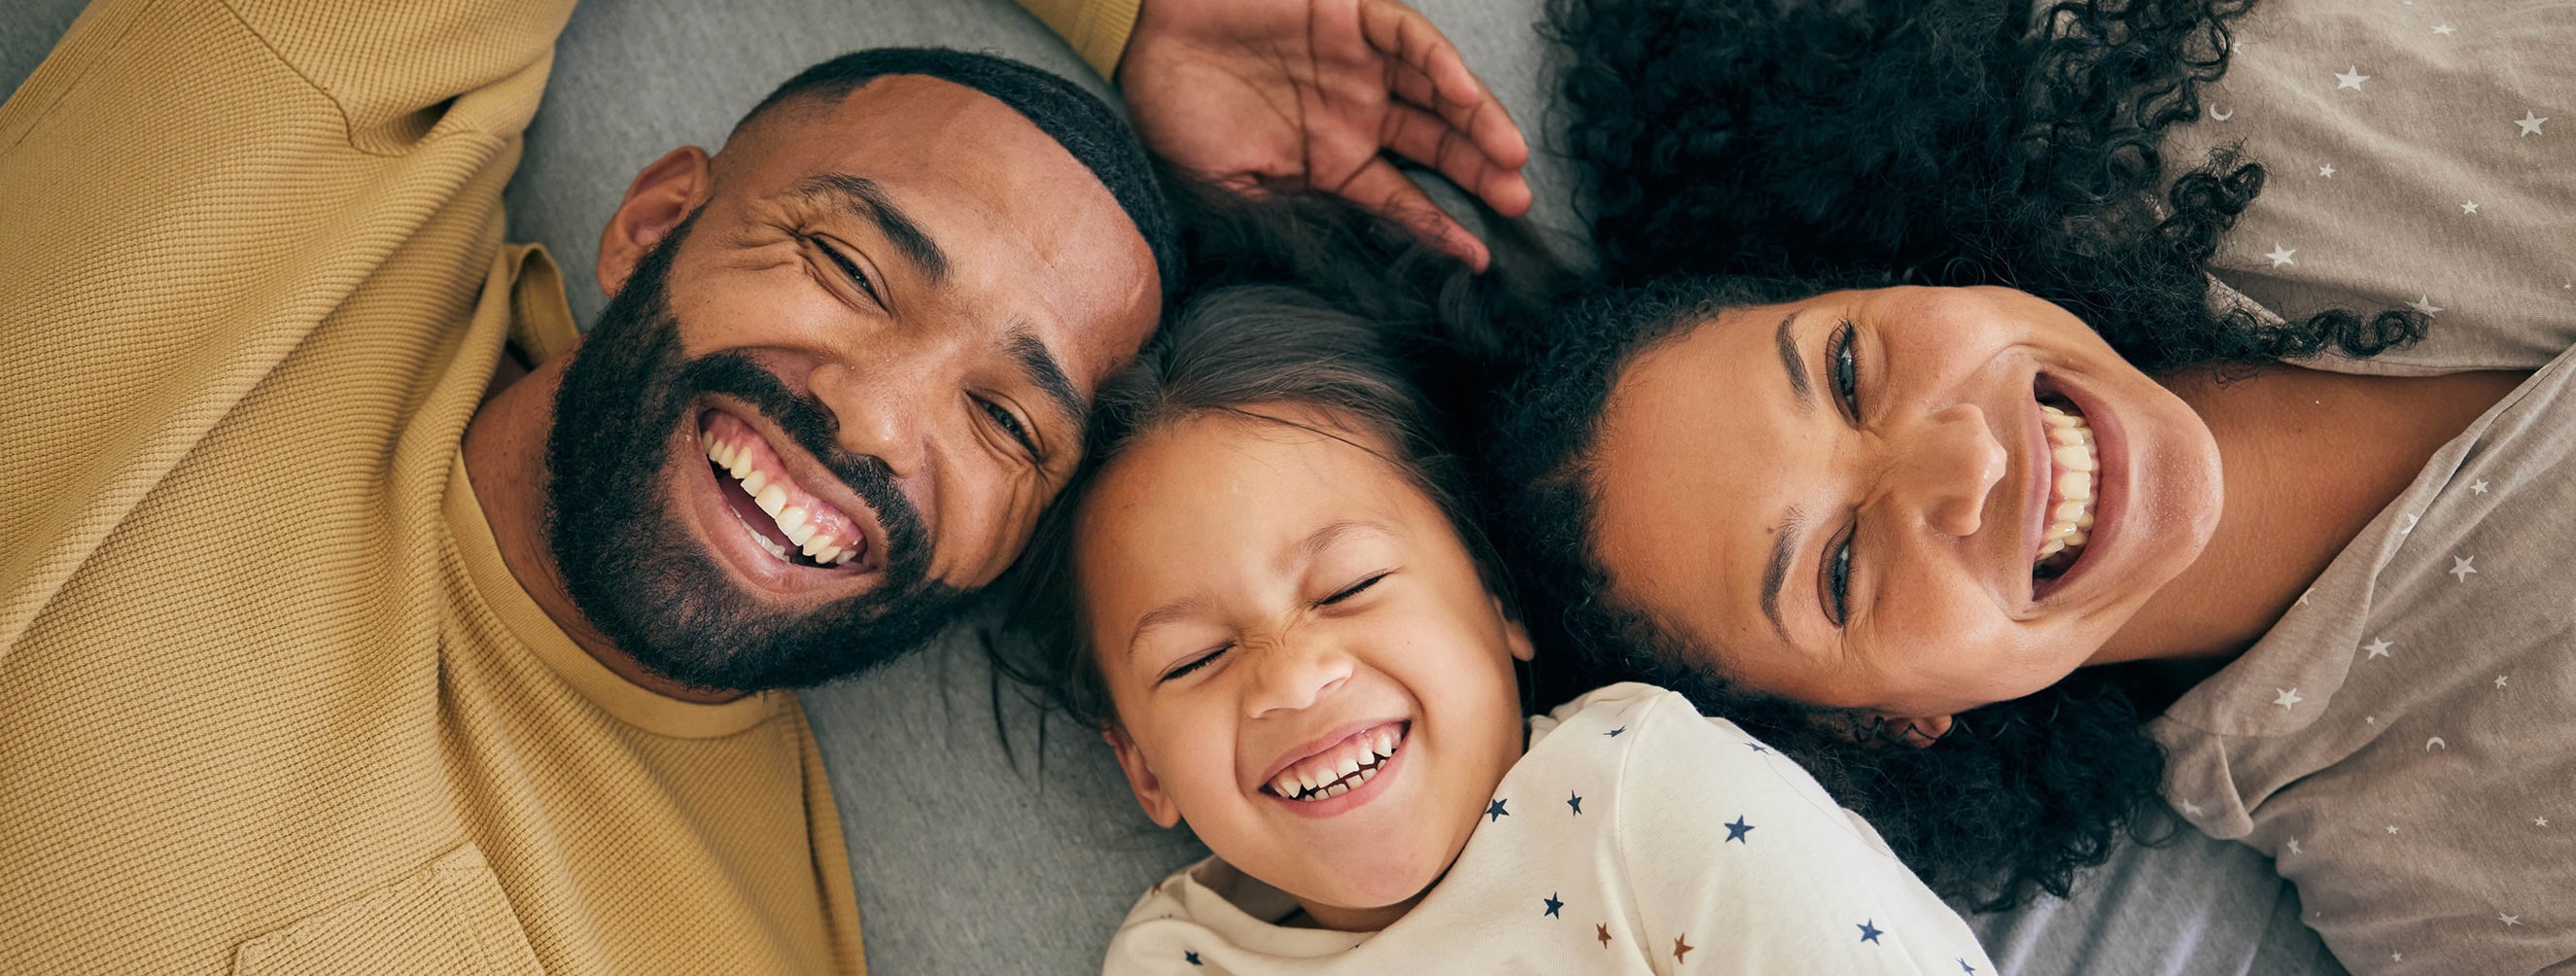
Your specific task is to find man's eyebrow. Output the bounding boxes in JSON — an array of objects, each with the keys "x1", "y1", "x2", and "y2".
[
  {"x1": 1775, "y1": 310, "x2": 1814, "y2": 413},
  {"x1": 1006, "y1": 329, "x2": 1085, "y2": 431},
  {"x1": 1760, "y1": 505, "x2": 1806, "y2": 645},
  {"x1": 792, "y1": 173, "x2": 948, "y2": 283}
]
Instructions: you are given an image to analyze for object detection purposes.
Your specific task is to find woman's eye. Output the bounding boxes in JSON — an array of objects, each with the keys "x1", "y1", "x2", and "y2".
[
  {"x1": 1318, "y1": 573, "x2": 1389, "y2": 607},
  {"x1": 979, "y1": 399, "x2": 1039, "y2": 456},
  {"x1": 1831, "y1": 320, "x2": 1861, "y2": 417},
  {"x1": 1160, "y1": 644, "x2": 1230, "y2": 683},
  {"x1": 812, "y1": 237, "x2": 882, "y2": 303},
  {"x1": 1825, "y1": 535, "x2": 1853, "y2": 627}
]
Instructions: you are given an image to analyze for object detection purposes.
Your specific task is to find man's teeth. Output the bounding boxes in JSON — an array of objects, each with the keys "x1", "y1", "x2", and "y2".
[
  {"x1": 704, "y1": 435, "x2": 858, "y2": 567},
  {"x1": 2037, "y1": 403, "x2": 2099, "y2": 564},
  {"x1": 1271, "y1": 727, "x2": 1404, "y2": 801}
]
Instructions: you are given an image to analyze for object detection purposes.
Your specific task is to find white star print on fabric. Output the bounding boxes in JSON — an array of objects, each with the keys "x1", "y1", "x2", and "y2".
[
  {"x1": 2299, "y1": 587, "x2": 2315, "y2": 606},
  {"x1": 2180, "y1": 799, "x2": 2205, "y2": 816},
  {"x1": 2274, "y1": 688, "x2": 2305, "y2": 710},
  {"x1": 2385, "y1": 824, "x2": 2401, "y2": 834},
  {"x1": 2393, "y1": 953, "x2": 2404, "y2": 962},
  {"x1": 2364, "y1": 639, "x2": 2393, "y2": 659},
  {"x1": 2461, "y1": 201, "x2": 2481, "y2": 215},
  {"x1": 2399, "y1": 512, "x2": 2419, "y2": 534},
  {"x1": 2287, "y1": 839, "x2": 2303, "y2": 854},
  {"x1": 2495, "y1": 675, "x2": 2509, "y2": 688},
  {"x1": 2265, "y1": 244, "x2": 2297, "y2": 267},
  {"x1": 2335, "y1": 66, "x2": 2370, "y2": 90},
  {"x1": 2318, "y1": 163, "x2": 2336, "y2": 177},
  {"x1": 2407, "y1": 296, "x2": 2442, "y2": 316},
  {"x1": 2451, "y1": 555, "x2": 2477, "y2": 581},
  {"x1": 2432, "y1": 23, "x2": 2455, "y2": 36},
  {"x1": 2539, "y1": 818, "x2": 2551, "y2": 827},
  {"x1": 2471, "y1": 480, "x2": 2489, "y2": 494},
  {"x1": 2517, "y1": 112, "x2": 2548, "y2": 136},
  {"x1": 2501, "y1": 914, "x2": 2523, "y2": 926}
]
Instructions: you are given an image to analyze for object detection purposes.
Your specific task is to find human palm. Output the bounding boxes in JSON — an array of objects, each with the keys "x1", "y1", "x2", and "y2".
[{"x1": 1118, "y1": 0, "x2": 1532, "y2": 269}]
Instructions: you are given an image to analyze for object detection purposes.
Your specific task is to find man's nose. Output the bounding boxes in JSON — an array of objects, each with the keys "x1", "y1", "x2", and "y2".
[
  {"x1": 1243, "y1": 637, "x2": 1354, "y2": 719},
  {"x1": 1888, "y1": 401, "x2": 2005, "y2": 538},
  {"x1": 807, "y1": 356, "x2": 935, "y2": 479}
]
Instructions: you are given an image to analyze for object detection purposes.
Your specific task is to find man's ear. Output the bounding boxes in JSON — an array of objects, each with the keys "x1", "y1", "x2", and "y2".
[
  {"x1": 596, "y1": 145, "x2": 713, "y2": 298},
  {"x1": 1494, "y1": 596, "x2": 1536, "y2": 663},
  {"x1": 1103, "y1": 725, "x2": 1183, "y2": 828}
]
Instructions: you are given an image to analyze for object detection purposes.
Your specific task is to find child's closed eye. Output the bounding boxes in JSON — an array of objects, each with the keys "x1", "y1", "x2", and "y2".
[
  {"x1": 1317, "y1": 572, "x2": 1391, "y2": 607},
  {"x1": 1159, "y1": 643, "x2": 1233, "y2": 683}
]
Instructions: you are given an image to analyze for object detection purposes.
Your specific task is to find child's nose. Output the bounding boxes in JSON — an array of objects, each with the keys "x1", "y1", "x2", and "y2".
[{"x1": 1242, "y1": 640, "x2": 1355, "y2": 718}]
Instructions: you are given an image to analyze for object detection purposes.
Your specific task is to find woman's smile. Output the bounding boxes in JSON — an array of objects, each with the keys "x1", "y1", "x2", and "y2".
[{"x1": 1583, "y1": 284, "x2": 2224, "y2": 718}]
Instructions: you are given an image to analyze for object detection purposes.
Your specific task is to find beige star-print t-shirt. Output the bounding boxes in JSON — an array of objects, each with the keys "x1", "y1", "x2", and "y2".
[{"x1": 2144, "y1": 1, "x2": 2572, "y2": 973}]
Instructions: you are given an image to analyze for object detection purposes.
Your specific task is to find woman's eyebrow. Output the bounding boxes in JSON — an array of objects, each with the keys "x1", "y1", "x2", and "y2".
[
  {"x1": 1761, "y1": 504, "x2": 1806, "y2": 645},
  {"x1": 1775, "y1": 310, "x2": 1815, "y2": 413}
]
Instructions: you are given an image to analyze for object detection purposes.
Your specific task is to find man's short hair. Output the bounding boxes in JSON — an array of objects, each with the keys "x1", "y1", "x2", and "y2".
[{"x1": 742, "y1": 48, "x2": 1180, "y2": 300}]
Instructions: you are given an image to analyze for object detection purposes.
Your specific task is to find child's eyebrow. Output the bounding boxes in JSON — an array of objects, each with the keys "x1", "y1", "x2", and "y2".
[
  {"x1": 1280, "y1": 519, "x2": 1396, "y2": 574},
  {"x1": 1123, "y1": 519, "x2": 1398, "y2": 659}
]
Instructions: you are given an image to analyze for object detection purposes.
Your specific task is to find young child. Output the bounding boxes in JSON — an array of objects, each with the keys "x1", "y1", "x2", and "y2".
[{"x1": 1005, "y1": 284, "x2": 1997, "y2": 974}]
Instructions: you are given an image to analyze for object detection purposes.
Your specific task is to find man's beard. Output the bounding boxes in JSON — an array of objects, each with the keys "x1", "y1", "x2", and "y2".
[{"x1": 543, "y1": 215, "x2": 970, "y2": 693}]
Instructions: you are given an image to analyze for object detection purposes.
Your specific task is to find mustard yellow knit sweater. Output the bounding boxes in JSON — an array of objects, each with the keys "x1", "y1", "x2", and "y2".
[{"x1": 0, "y1": 0, "x2": 1135, "y2": 971}]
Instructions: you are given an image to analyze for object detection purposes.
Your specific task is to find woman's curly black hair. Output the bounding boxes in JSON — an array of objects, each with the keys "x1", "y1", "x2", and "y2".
[{"x1": 1485, "y1": 0, "x2": 2428, "y2": 910}]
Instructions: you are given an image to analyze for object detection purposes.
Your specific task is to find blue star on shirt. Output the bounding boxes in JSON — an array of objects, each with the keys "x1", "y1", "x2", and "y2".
[
  {"x1": 1185, "y1": 950, "x2": 1202, "y2": 965},
  {"x1": 1486, "y1": 798, "x2": 1511, "y2": 821},
  {"x1": 1960, "y1": 959, "x2": 1977, "y2": 973},
  {"x1": 1567, "y1": 790, "x2": 1584, "y2": 816},
  {"x1": 1745, "y1": 742, "x2": 1768, "y2": 753},
  {"x1": 1723, "y1": 817, "x2": 1754, "y2": 843},
  {"x1": 1605, "y1": 726, "x2": 1625, "y2": 737},
  {"x1": 1858, "y1": 921, "x2": 1884, "y2": 944},
  {"x1": 1544, "y1": 892, "x2": 1564, "y2": 917}
]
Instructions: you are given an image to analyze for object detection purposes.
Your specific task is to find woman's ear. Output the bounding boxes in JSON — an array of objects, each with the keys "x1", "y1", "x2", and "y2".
[
  {"x1": 596, "y1": 145, "x2": 713, "y2": 298},
  {"x1": 1494, "y1": 596, "x2": 1536, "y2": 663},
  {"x1": 1819, "y1": 712, "x2": 1954, "y2": 749},
  {"x1": 1869, "y1": 713, "x2": 1954, "y2": 749},
  {"x1": 1103, "y1": 725, "x2": 1183, "y2": 827}
]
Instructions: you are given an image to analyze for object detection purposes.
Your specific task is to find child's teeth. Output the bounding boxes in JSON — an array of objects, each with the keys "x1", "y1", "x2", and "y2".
[
  {"x1": 1337, "y1": 756, "x2": 1361, "y2": 780},
  {"x1": 1324, "y1": 783, "x2": 1349, "y2": 798}
]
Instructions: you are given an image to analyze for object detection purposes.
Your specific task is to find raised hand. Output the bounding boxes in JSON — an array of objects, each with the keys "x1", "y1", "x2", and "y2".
[{"x1": 1116, "y1": 0, "x2": 1533, "y2": 270}]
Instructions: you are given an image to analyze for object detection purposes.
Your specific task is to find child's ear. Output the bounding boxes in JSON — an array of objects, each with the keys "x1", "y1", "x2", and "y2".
[
  {"x1": 1103, "y1": 725, "x2": 1183, "y2": 828},
  {"x1": 1493, "y1": 597, "x2": 1536, "y2": 663}
]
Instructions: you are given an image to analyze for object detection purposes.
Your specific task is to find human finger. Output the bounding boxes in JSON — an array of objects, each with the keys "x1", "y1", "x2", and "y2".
[
  {"x1": 1385, "y1": 56, "x2": 1530, "y2": 176},
  {"x1": 1333, "y1": 157, "x2": 1492, "y2": 271},
  {"x1": 1362, "y1": 0, "x2": 1531, "y2": 171},
  {"x1": 1380, "y1": 102, "x2": 1535, "y2": 218}
]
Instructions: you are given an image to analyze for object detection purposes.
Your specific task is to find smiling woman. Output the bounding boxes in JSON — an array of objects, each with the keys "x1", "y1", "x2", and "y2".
[{"x1": 1487, "y1": 0, "x2": 2576, "y2": 967}]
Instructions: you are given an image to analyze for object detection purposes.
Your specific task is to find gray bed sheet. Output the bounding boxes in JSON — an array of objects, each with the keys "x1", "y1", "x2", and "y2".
[{"x1": 1, "y1": 1, "x2": 2341, "y2": 973}]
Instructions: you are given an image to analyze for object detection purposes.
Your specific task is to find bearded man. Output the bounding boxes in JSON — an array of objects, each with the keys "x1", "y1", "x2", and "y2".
[{"x1": 0, "y1": 0, "x2": 1526, "y2": 971}]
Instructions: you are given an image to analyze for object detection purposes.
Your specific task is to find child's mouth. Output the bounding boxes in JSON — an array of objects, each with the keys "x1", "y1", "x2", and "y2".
[{"x1": 1264, "y1": 721, "x2": 1409, "y2": 802}]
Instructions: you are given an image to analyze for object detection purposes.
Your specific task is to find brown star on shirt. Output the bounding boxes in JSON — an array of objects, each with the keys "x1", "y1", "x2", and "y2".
[
  {"x1": 1674, "y1": 934, "x2": 1694, "y2": 964},
  {"x1": 1595, "y1": 924, "x2": 1612, "y2": 948}
]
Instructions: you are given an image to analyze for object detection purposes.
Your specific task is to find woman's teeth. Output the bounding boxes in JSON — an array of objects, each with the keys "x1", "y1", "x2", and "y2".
[
  {"x1": 1270, "y1": 726, "x2": 1404, "y2": 801},
  {"x1": 2036, "y1": 402, "x2": 2098, "y2": 575}
]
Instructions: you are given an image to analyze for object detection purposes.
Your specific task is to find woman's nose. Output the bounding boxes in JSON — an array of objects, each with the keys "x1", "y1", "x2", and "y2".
[
  {"x1": 1889, "y1": 401, "x2": 2005, "y2": 538},
  {"x1": 1244, "y1": 639, "x2": 1354, "y2": 719}
]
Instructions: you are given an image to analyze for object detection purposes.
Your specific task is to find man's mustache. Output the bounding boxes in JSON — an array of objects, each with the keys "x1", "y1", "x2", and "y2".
[{"x1": 676, "y1": 352, "x2": 921, "y2": 540}]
